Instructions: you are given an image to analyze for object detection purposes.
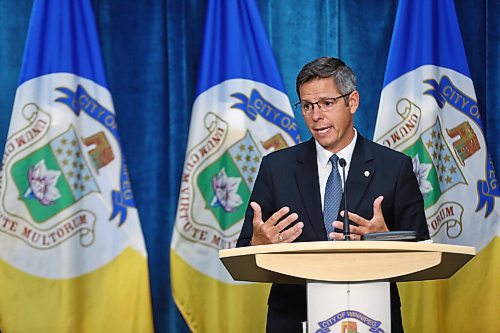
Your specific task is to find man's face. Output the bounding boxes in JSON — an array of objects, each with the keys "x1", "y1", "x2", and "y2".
[{"x1": 299, "y1": 77, "x2": 358, "y2": 153}]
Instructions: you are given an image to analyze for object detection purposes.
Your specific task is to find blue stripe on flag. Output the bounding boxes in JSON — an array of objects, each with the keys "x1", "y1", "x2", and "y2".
[
  {"x1": 19, "y1": 0, "x2": 107, "y2": 87},
  {"x1": 383, "y1": 0, "x2": 470, "y2": 86},
  {"x1": 195, "y1": 0, "x2": 286, "y2": 96}
]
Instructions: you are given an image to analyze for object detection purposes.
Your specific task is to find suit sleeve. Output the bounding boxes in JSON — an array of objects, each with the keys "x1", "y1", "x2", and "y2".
[
  {"x1": 236, "y1": 156, "x2": 275, "y2": 247},
  {"x1": 393, "y1": 155, "x2": 430, "y2": 241}
]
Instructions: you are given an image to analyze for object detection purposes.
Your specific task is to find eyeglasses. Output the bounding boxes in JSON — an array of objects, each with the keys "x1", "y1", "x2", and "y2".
[{"x1": 294, "y1": 91, "x2": 353, "y2": 116}]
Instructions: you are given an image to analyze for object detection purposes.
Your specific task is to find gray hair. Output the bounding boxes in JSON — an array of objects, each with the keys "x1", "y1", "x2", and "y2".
[{"x1": 296, "y1": 57, "x2": 358, "y2": 104}]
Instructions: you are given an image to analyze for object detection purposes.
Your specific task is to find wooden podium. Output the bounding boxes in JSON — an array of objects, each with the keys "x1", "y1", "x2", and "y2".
[{"x1": 219, "y1": 241, "x2": 475, "y2": 333}]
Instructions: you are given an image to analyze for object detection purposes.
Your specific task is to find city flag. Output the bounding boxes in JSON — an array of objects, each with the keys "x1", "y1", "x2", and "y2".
[
  {"x1": 374, "y1": 0, "x2": 500, "y2": 331},
  {"x1": 0, "y1": 0, "x2": 153, "y2": 332},
  {"x1": 170, "y1": 0, "x2": 301, "y2": 331}
]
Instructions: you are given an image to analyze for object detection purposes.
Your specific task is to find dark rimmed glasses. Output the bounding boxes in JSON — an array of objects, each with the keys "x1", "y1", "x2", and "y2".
[{"x1": 294, "y1": 91, "x2": 353, "y2": 116}]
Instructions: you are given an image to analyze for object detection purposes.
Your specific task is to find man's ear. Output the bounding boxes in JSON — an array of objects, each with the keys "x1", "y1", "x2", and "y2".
[{"x1": 349, "y1": 90, "x2": 360, "y2": 114}]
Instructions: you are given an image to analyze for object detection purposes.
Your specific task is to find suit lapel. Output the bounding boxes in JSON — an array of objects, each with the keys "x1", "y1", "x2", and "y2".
[
  {"x1": 344, "y1": 135, "x2": 375, "y2": 212},
  {"x1": 295, "y1": 139, "x2": 326, "y2": 240}
]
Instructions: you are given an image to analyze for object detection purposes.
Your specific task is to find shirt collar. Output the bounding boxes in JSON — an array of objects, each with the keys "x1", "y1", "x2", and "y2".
[{"x1": 315, "y1": 128, "x2": 358, "y2": 167}]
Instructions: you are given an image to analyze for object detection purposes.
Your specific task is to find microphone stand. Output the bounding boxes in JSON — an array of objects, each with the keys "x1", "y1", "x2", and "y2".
[{"x1": 339, "y1": 158, "x2": 350, "y2": 241}]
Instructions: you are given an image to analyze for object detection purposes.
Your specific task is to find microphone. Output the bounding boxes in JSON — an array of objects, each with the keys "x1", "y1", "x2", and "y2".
[{"x1": 338, "y1": 158, "x2": 350, "y2": 241}]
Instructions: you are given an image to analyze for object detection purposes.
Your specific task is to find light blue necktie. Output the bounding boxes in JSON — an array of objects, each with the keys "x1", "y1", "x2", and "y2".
[{"x1": 323, "y1": 154, "x2": 343, "y2": 239}]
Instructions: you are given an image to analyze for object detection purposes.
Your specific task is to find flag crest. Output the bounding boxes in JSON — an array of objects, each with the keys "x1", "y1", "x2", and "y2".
[{"x1": 375, "y1": 64, "x2": 498, "y2": 249}]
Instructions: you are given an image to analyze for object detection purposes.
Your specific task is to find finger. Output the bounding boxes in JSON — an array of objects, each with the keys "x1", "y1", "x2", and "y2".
[
  {"x1": 349, "y1": 225, "x2": 364, "y2": 235},
  {"x1": 282, "y1": 224, "x2": 304, "y2": 243},
  {"x1": 333, "y1": 220, "x2": 349, "y2": 230},
  {"x1": 332, "y1": 221, "x2": 364, "y2": 236},
  {"x1": 275, "y1": 213, "x2": 299, "y2": 232},
  {"x1": 337, "y1": 212, "x2": 372, "y2": 236},
  {"x1": 329, "y1": 231, "x2": 345, "y2": 241},
  {"x1": 340, "y1": 210, "x2": 369, "y2": 227},
  {"x1": 373, "y1": 196, "x2": 384, "y2": 220},
  {"x1": 278, "y1": 222, "x2": 304, "y2": 241},
  {"x1": 266, "y1": 206, "x2": 290, "y2": 226},
  {"x1": 250, "y1": 202, "x2": 263, "y2": 227}
]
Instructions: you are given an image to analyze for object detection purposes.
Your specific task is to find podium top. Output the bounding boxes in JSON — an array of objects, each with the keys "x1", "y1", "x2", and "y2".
[{"x1": 219, "y1": 241, "x2": 475, "y2": 283}]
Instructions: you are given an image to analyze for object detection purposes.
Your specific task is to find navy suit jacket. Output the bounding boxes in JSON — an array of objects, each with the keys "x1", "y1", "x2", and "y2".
[{"x1": 237, "y1": 134, "x2": 429, "y2": 321}]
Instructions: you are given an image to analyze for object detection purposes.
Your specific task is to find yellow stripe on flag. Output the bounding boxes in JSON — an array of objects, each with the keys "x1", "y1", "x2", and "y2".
[
  {"x1": 399, "y1": 237, "x2": 500, "y2": 333},
  {"x1": 171, "y1": 249, "x2": 270, "y2": 333},
  {"x1": 0, "y1": 247, "x2": 153, "y2": 333}
]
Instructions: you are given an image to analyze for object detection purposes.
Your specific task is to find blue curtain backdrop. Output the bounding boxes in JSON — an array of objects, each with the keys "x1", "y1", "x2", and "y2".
[{"x1": 0, "y1": 1, "x2": 498, "y2": 332}]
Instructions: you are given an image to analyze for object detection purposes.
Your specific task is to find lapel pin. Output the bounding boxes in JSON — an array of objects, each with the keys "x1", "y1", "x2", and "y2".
[{"x1": 364, "y1": 170, "x2": 370, "y2": 177}]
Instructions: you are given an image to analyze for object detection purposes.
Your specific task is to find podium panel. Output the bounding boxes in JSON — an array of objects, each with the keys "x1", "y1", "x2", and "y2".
[{"x1": 307, "y1": 281, "x2": 390, "y2": 333}]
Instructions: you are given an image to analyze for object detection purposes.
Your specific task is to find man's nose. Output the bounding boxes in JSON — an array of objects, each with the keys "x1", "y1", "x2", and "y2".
[{"x1": 310, "y1": 103, "x2": 323, "y2": 120}]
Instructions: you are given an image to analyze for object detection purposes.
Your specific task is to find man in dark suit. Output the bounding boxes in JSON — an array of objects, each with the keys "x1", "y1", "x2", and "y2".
[{"x1": 236, "y1": 57, "x2": 430, "y2": 333}]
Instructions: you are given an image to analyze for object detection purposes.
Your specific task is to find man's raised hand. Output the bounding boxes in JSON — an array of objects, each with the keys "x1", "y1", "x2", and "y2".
[{"x1": 250, "y1": 202, "x2": 304, "y2": 245}]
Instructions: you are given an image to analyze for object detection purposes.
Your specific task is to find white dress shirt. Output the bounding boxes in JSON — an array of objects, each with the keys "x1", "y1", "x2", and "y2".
[{"x1": 316, "y1": 129, "x2": 357, "y2": 209}]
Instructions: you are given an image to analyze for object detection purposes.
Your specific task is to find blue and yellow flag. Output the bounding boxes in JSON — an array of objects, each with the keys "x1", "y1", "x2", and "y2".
[
  {"x1": 374, "y1": 0, "x2": 500, "y2": 331},
  {"x1": 0, "y1": 1, "x2": 153, "y2": 332},
  {"x1": 170, "y1": 0, "x2": 300, "y2": 331}
]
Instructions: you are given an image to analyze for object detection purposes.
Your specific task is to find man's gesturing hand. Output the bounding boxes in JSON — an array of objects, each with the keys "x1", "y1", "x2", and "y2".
[
  {"x1": 330, "y1": 196, "x2": 389, "y2": 240},
  {"x1": 250, "y1": 202, "x2": 304, "y2": 245}
]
